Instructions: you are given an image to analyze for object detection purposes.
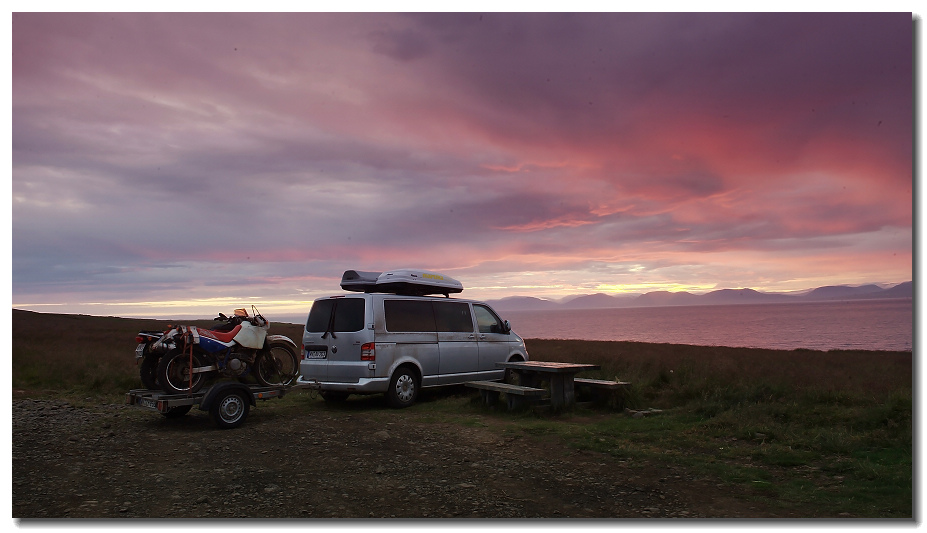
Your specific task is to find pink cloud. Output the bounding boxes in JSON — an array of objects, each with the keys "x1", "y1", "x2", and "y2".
[{"x1": 11, "y1": 13, "x2": 913, "y2": 313}]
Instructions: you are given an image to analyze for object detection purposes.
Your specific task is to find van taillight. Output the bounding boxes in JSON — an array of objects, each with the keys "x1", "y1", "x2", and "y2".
[{"x1": 361, "y1": 342, "x2": 375, "y2": 361}]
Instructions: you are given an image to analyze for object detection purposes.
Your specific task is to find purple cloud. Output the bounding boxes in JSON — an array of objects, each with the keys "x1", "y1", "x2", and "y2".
[{"x1": 11, "y1": 13, "x2": 913, "y2": 314}]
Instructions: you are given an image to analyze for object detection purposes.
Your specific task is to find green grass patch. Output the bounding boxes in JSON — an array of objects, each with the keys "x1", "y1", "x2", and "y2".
[{"x1": 12, "y1": 310, "x2": 912, "y2": 518}]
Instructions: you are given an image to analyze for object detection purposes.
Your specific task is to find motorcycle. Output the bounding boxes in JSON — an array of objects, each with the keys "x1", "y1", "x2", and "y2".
[
  {"x1": 134, "y1": 306, "x2": 299, "y2": 395},
  {"x1": 134, "y1": 312, "x2": 242, "y2": 390}
]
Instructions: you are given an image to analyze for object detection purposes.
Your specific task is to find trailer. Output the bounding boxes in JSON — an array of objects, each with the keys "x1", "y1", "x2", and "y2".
[{"x1": 125, "y1": 381, "x2": 312, "y2": 429}]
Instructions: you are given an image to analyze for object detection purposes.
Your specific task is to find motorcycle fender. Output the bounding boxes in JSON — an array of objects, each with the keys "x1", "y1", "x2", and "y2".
[
  {"x1": 265, "y1": 334, "x2": 298, "y2": 349},
  {"x1": 233, "y1": 322, "x2": 268, "y2": 350}
]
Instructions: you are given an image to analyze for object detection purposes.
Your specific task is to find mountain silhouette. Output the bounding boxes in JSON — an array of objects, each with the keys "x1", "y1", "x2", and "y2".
[{"x1": 487, "y1": 281, "x2": 912, "y2": 311}]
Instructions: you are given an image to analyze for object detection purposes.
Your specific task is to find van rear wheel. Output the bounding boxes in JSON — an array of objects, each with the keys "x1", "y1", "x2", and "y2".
[{"x1": 387, "y1": 367, "x2": 419, "y2": 408}]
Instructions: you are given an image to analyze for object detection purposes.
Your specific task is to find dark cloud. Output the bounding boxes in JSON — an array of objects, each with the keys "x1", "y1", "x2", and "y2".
[
  {"x1": 369, "y1": 28, "x2": 433, "y2": 62},
  {"x1": 11, "y1": 13, "x2": 913, "y2": 310}
]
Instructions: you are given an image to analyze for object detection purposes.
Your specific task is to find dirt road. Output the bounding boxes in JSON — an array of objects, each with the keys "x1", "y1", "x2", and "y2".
[{"x1": 13, "y1": 394, "x2": 799, "y2": 519}]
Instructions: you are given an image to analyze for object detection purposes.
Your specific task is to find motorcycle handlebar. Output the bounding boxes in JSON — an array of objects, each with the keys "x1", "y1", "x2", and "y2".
[{"x1": 212, "y1": 310, "x2": 268, "y2": 327}]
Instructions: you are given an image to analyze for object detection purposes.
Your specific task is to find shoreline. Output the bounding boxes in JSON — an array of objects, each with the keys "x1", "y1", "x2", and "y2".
[{"x1": 11, "y1": 308, "x2": 913, "y2": 354}]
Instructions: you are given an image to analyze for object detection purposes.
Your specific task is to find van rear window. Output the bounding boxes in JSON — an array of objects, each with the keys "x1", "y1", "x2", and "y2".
[
  {"x1": 306, "y1": 300, "x2": 334, "y2": 332},
  {"x1": 306, "y1": 298, "x2": 365, "y2": 333}
]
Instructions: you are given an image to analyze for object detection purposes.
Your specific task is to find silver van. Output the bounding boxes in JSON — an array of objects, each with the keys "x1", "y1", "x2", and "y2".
[{"x1": 296, "y1": 270, "x2": 529, "y2": 408}]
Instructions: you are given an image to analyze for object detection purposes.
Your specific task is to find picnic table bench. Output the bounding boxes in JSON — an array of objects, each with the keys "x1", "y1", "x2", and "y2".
[
  {"x1": 465, "y1": 381, "x2": 546, "y2": 410},
  {"x1": 573, "y1": 378, "x2": 631, "y2": 389},
  {"x1": 573, "y1": 378, "x2": 631, "y2": 408}
]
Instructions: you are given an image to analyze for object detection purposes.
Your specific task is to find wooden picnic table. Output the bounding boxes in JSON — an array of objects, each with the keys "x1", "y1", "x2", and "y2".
[{"x1": 495, "y1": 361, "x2": 600, "y2": 410}]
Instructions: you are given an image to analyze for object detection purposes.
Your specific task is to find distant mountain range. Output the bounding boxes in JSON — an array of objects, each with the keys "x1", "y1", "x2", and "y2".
[{"x1": 486, "y1": 281, "x2": 913, "y2": 312}]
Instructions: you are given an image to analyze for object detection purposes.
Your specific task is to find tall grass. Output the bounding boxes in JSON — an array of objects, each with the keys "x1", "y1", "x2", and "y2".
[
  {"x1": 525, "y1": 338, "x2": 910, "y2": 408},
  {"x1": 10, "y1": 310, "x2": 307, "y2": 395},
  {"x1": 524, "y1": 338, "x2": 912, "y2": 517}
]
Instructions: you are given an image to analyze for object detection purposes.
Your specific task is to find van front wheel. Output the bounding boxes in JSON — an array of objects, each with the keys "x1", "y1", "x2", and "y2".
[{"x1": 387, "y1": 367, "x2": 419, "y2": 408}]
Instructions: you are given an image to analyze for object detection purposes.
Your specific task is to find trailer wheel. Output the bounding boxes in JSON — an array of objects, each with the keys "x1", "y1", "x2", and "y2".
[
  {"x1": 210, "y1": 389, "x2": 250, "y2": 429},
  {"x1": 161, "y1": 405, "x2": 192, "y2": 418}
]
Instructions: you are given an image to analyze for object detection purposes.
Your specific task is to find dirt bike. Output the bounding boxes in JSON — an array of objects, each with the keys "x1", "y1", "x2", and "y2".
[
  {"x1": 134, "y1": 308, "x2": 248, "y2": 390},
  {"x1": 136, "y1": 307, "x2": 299, "y2": 394},
  {"x1": 134, "y1": 313, "x2": 243, "y2": 390}
]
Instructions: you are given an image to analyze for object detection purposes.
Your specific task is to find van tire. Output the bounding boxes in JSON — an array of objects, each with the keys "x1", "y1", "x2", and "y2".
[
  {"x1": 504, "y1": 355, "x2": 525, "y2": 385},
  {"x1": 387, "y1": 366, "x2": 419, "y2": 408}
]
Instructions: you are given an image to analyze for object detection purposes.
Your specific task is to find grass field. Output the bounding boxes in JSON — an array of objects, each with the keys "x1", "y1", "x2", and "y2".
[{"x1": 11, "y1": 309, "x2": 913, "y2": 517}]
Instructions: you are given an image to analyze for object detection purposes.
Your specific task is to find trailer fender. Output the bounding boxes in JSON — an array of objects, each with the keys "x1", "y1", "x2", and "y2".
[{"x1": 198, "y1": 382, "x2": 256, "y2": 412}]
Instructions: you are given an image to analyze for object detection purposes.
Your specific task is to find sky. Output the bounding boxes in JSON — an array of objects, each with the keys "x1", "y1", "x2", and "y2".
[{"x1": 10, "y1": 12, "x2": 915, "y2": 319}]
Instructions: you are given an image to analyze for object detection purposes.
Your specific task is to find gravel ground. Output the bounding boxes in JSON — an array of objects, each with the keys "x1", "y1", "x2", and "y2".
[{"x1": 12, "y1": 394, "x2": 797, "y2": 520}]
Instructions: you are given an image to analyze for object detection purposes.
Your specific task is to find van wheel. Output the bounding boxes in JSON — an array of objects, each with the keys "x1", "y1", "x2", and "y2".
[
  {"x1": 387, "y1": 367, "x2": 419, "y2": 408},
  {"x1": 504, "y1": 357, "x2": 525, "y2": 385}
]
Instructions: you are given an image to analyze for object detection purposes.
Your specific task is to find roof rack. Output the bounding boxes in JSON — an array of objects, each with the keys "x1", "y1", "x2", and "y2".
[{"x1": 340, "y1": 269, "x2": 463, "y2": 296}]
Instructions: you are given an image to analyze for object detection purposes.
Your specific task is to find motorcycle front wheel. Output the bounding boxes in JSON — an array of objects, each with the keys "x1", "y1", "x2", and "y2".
[
  {"x1": 157, "y1": 348, "x2": 210, "y2": 395},
  {"x1": 255, "y1": 343, "x2": 299, "y2": 387}
]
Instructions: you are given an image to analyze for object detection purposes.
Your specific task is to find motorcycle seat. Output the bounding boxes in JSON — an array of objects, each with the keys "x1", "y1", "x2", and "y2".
[{"x1": 196, "y1": 324, "x2": 242, "y2": 343}]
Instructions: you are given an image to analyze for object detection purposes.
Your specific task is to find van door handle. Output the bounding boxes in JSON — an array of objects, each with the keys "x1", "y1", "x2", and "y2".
[
  {"x1": 479, "y1": 334, "x2": 486, "y2": 340},
  {"x1": 468, "y1": 334, "x2": 476, "y2": 339}
]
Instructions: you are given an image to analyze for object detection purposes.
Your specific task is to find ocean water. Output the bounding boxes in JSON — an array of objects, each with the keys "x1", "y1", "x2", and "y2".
[
  {"x1": 501, "y1": 299, "x2": 913, "y2": 352},
  {"x1": 276, "y1": 298, "x2": 912, "y2": 352}
]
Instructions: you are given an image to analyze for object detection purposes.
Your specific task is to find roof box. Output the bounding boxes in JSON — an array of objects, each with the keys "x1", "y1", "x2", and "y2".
[{"x1": 341, "y1": 269, "x2": 463, "y2": 296}]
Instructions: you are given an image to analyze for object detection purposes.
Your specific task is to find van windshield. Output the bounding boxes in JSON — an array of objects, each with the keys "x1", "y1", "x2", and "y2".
[{"x1": 306, "y1": 298, "x2": 365, "y2": 333}]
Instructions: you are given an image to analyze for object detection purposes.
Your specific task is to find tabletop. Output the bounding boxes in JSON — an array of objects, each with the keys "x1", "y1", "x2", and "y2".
[{"x1": 495, "y1": 361, "x2": 601, "y2": 373}]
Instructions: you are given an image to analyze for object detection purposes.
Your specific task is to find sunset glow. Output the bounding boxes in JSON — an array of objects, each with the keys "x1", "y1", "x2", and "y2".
[{"x1": 11, "y1": 12, "x2": 914, "y2": 319}]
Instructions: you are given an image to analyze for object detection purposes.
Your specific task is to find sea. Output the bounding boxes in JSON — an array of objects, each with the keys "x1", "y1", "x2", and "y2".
[
  {"x1": 502, "y1": 299, "x2": 913, "y2": 352},
  {"x1": 276, "y1": 298, "x2": 913, "y2": 352}
]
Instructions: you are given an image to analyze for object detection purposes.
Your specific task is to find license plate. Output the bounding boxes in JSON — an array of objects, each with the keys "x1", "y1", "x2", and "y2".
[
  {"x1": 135, "y1": 343, "x2": 146, "y2": 358},
  {"x1": 306, "y1": 350, "x2": 327, "y2": 359},
  {"x1": 138, "y1": 397, "x2": 158, "y2": 409}
]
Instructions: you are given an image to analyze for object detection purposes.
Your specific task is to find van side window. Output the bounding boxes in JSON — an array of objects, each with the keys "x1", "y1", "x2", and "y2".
[
  {"x1": 433, "y1": 301, "x2": 474, "y2": 332},
  {"x1": 385, "y1": 300, "x2": 437, "y2": 332},
  {"x1": 306, "y1": 298, "x2": 365, "y2": 333},
  {"x1": 474, "y1": 304, "x2": 504, "y2": 334}
]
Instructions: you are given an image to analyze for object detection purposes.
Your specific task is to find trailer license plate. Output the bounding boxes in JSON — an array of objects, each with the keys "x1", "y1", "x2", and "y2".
[
  {"x1": 307, "y1": 350, "x2": 327, "y2": 359},
  {"x1": 139, "y1": 397, "x2": 157, "y2": 409},
  {"x1": 135, "y1": 343, "x2": 146, "y2": 358}
]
